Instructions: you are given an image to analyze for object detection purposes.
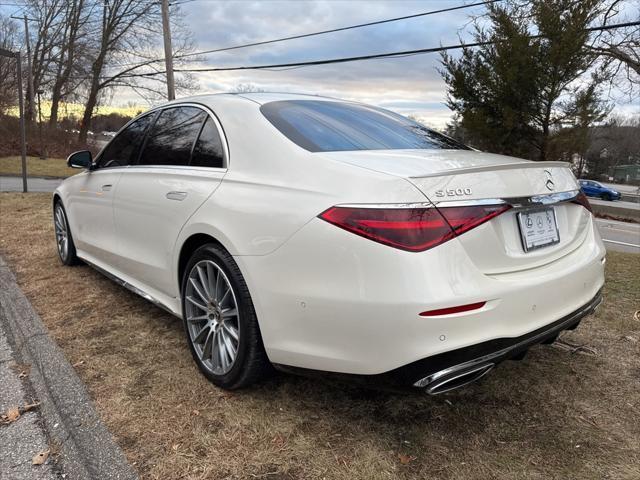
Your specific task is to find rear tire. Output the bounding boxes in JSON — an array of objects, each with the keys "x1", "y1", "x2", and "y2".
[
  {"x1": 53, "y1": 202, "x2": 80, "y2": 266},
  {"x1": 181, "y1": 243, "x2": 271, "y2": 389}
]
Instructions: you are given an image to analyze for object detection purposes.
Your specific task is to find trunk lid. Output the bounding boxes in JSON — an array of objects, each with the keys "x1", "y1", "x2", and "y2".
[{"x1": 321, "y1": 149, "x2": 590, "y2": 274}]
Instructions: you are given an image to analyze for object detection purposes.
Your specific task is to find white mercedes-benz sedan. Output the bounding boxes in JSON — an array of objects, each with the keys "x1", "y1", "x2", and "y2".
[{"x1": 54, "y1": 93, "x2": 605, "y2": 393}]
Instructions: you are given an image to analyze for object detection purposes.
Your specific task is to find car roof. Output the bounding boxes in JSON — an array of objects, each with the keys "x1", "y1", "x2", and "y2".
[{"x1": 164, "y1": 92, "x2": 352, "y2": 107}]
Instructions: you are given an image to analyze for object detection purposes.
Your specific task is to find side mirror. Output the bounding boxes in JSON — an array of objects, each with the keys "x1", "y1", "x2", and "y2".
[{"x1": 67, "y1": 150, "x2": 92, "y2": 169}]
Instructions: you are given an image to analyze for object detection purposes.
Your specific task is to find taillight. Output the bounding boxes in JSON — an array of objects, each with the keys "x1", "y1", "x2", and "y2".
[
  {"x1": 318, "y1": 203, "x2": 510, "y2": 252},
  {"x1": 573, "y1": 191, "x2": 593, "y2": 213},
  {"x1": 438, "y1": 204, "x2": 512, "y2": 236}
]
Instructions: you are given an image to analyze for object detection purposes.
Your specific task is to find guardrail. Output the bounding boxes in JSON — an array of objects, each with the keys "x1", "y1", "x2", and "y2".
[
  {"x1": 591, "y1": 201, "x2": 640, "y2": 222},
  {"x1": 621, "y1": 193, "x2": 640, "y2": 203}
]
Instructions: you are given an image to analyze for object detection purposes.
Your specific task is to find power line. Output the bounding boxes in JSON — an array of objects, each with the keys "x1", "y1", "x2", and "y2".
[
  {"x1": 116, "y1": 20, "x2": 640, "y2": 78},
  {"x1": 174, "y1": 0, "x2": 503, "y2": 59},
  {"x1": 108, "y1": 0, "x2": 502, "y2": 68}
]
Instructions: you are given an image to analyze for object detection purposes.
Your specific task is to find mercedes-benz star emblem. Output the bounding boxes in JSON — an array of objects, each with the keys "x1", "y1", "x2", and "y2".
[{"x1": 544, "y1": 170, "x2": 555, "y2": 191}]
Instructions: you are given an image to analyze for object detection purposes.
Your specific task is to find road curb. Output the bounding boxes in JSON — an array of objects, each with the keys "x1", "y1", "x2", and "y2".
[{"x1": 0, "y1": 257, "x2": 137, "y2": 480}]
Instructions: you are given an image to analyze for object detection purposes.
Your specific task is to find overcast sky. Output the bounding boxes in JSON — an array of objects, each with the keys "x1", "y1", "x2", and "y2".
[
  {"x1": 168, "y1": 0, "x2": 494, "y2": 128},
  {"x1": 169, "y1": 0, "x2": 638, "y2": 128},
  {"x1": 2, "y1": 0, "x2": 637, "y2": 129}
]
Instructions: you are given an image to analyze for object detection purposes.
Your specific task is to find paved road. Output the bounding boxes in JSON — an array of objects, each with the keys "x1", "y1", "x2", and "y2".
[
  {"x1": 0, "y1": 176, "x2": 63, "y2": 193},
  {"x1": 1, "y1": 257, "x2": 138, "y2": 480},
  {"x1": 0, "y1": 323, "x2": 59, "y2": 479},
  {"x1": 590, "y1": 198, "x2": 640, "y2": 210},
  {"x1": 600, "y1": 182, "x2": 640, "y2": 195},
  {"x1": 595, "y1": 218, "x2": 640, "y2": 254}
]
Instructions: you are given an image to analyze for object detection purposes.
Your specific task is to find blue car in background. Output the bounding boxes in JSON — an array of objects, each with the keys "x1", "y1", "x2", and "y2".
[{"x1": 579, "y1": 180, "x2": 622, "y2": 201}]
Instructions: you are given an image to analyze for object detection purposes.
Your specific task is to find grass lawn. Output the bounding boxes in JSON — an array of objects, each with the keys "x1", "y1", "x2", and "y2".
[
  {"x1": 1, "y1": 192, "x2": 639, "y2": 480},
  {"x1": 0, "y1": 156, "x2": 76, "y2": 178}
]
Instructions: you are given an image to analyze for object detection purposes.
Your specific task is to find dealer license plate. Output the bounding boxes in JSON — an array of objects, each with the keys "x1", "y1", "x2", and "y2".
[{"x1": 517, "y1": 207, "x2": 560, "y2": 252}]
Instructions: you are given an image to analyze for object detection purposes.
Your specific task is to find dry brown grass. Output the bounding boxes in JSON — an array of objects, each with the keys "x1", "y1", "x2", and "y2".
[
  {"x1": 1, "y1": 192, "x2": 639, "y2": 480},
  {"x1": 0, "y1": 156, "x2": 75, "y2": 178}
]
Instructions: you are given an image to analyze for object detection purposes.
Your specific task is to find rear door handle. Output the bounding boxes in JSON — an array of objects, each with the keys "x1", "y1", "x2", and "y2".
[
  {"x1": 166, "y1": 191, "x2": 187, "y2": 201},
  {"x1": 101, "y1": 184, "x2": 112, "y2": 191}
]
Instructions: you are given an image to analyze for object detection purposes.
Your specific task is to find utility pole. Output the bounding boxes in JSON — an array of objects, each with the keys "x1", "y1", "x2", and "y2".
[
  {"x1": 22, "y1": 15, "x2": 35, "y2": 124},
  {"x1": 17, "y1": 53, "x2": 28, "y2": 192},
  {"x1": 0, "y1": 48, "x2": 28, "y2": 192},
  {"x1": 161, "y1": 0, "x2": 175, "y2": 100}
]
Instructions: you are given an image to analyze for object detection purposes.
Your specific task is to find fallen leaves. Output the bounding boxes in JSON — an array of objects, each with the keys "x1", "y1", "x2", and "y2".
[
  {"x1": 4, "y1": 407, "x2": 20, "y2": 423},
  {"x1": 553, "y1": 340, "x2": 599, "y2": 356},
  {"x1": 32, "y1": 450, "x2": 49, "y2": 465},
  {"x1": 398, "y1": 453, "x2": 416, "y2": 465},
  {"x1": 0, "y1": 402, "x2": 41, "y2": 424},
  {"x1": 10, "y1": 362, "x2": 31, "y2": 379}
]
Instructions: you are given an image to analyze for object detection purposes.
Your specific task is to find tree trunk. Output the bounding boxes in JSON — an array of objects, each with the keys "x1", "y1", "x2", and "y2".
[
  {"x1": 49, "y1": 90, "x2": 60, "y2": 127},
  {"x1": 79, "y1": 52, "x2": 105, "y2": 143},
  {"x1": 539, "y1": 100, "x2": 554, "y2": 162},
  {"x1": 79, "y1": 77, "x2": 99, "y2": 144}
]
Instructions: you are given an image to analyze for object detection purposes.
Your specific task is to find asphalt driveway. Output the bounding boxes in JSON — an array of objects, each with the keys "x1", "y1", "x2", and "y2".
[{"x1": 0, "y1": 176, "x2": 63, "y2": 193}]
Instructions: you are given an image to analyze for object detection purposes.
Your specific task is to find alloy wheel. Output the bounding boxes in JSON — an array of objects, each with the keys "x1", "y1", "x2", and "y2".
[
  {"x1": 54, "y1": 205, "x2": 69, "y2": 262},
  {"x1": 184, "y1": 260, "x2": 240, "y2": 375}
]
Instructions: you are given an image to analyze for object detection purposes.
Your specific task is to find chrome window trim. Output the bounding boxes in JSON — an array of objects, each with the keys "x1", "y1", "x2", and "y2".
[
  {"x1": 141, "y1": 102, "x2": 230, "y2": 169},
  {"x1": 93, "y1": 101, "x2": 230, "y2": 171},
  {"x1": 93, "y1": 110, "x2": 157, "y2": 170}
]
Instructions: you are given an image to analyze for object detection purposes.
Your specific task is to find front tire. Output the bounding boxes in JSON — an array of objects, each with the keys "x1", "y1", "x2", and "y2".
[
  {"x1": 181, "y1": 244, "x2": 271, "y2": 389},
  {"x1": 53, "y1": 202, "x2": 79, "y2": 266}
]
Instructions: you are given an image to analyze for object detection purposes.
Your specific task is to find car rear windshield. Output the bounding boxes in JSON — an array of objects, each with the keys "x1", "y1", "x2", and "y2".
[{"x1": 260, "y1": 100, "x2": 469, "y2": 152}]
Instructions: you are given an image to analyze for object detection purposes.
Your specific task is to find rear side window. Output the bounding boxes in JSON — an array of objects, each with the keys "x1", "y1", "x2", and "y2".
[
  {"x1": 98, "y1": 114, "x2": 153, "y2": 168},
  {"x1": 191, "y1": 117, "x2": 225, "y2": 168},
  {"x1": 261, "y1": 100, "x2": 469, "y2": 152},
  {"x1": 139, "y1": 107, "x2": 206, "y2": 166}
]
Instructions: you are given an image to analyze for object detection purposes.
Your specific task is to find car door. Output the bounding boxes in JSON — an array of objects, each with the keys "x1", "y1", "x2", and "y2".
[
  {"x1": 112, "y1": 105, "x2": 227, "y2": 298},
  {"x1": 581, "y1": 181, "x2": 595, "y2": 196},
  {"x1": 66, "y1": 114, "x2": 154, "y2": 266}
]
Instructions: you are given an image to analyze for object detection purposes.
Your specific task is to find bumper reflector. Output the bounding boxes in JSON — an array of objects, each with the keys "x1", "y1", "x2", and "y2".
[{"x1": 419, "y1": 301, "x2": 486, "y2": 317}]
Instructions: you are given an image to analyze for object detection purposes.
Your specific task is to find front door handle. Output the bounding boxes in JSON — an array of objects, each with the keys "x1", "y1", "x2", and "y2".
[
  {"x1": 101, "y1": 184, "x2": 112, "y2": 191},
  {"x1": 166, "y1": 191, "x2": 187, "y2": 201}
]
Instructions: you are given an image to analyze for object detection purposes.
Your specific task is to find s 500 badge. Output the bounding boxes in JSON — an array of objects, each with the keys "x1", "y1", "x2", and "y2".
[{"x1": 435, "y1": 188, "x2": 473, "y2": 198}]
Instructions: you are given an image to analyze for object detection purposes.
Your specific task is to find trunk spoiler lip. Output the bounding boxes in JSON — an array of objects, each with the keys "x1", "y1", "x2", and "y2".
[{"x1": 408, "y1": 161, "x2": 571, "y2": 179}]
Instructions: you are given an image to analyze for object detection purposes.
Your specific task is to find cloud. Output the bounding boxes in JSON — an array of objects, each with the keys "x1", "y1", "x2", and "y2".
[
  {"x1": 164, "y1": 0, "x2": 485, "y2": 127},
  {"x1": 30, "y1": 0, "x2": 626, "y2": 129}
]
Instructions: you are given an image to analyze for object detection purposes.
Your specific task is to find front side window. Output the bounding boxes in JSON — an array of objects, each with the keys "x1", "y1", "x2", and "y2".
[
  {"x1": 260, "y1": 100, "x2": 470, "y2": 153},
  {"x1": 139, "y1": 107, "x2": 206, "y2": 166},
  {"x1": 97, "y1": 114, "x2": 153, "y2": 168},
  {"x1": 191, "y1": 117, "x2": 225, "y2": 168}
]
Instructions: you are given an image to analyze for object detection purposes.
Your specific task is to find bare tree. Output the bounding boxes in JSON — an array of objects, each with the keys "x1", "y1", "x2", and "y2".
[
  {"x1": 49, "y1": 0, "x2": 93, "y2": 127},
  {"x1": 587, "y1": 0, "x2": 640, "y2": 98},
  {"x1": 23, "y1": 0, "x2": 67, "y2": 122},
  {"x1": 78, "y1": 0, "x2": 197, "y2": 142},
  {"x1": 0, "y1": 15, "x2": 19, "y2": 116}
]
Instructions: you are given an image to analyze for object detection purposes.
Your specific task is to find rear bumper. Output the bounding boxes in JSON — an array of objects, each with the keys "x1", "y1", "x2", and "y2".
[
  {"x1": 239, "y1": 213, "x2": 605, "y2": 375},
  {"x1": 275, "y1": 290, "x2": 603, "y2": 393},
  {"x1": 402, "y1": 289, "x2": 602, "y2": 393}
]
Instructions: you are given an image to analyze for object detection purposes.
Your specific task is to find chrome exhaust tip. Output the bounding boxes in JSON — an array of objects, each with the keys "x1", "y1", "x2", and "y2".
[{"x1": 415, "y1": 363, "x2": 495, "y2": 395}]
